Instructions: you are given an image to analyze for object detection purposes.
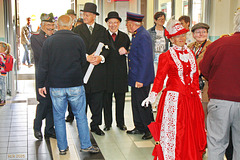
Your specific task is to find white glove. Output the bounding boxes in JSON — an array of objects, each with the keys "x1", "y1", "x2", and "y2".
[{"x1": 141, "y1": 92, "x2": 158, "y2": 107}]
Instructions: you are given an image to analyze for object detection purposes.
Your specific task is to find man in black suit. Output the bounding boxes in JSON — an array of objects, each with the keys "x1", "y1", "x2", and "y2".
[
  {"x1": 73, "y1": 2, "x2": 109, "y2": 136},
  {"x1": 103, "y1": 11, "x2": 130, "y2": 131}
]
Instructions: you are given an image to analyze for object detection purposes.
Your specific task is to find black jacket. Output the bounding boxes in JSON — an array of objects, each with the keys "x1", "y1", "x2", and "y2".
[
  {"x1": 73, "y1": 23, "x2": 109, "y2": 93},
  {"x1": 37, "y1": 30, "x2": 87, "y2": 88},
  {"x1": 105, "y1": 30, "x2": 130, "y2": 93}
]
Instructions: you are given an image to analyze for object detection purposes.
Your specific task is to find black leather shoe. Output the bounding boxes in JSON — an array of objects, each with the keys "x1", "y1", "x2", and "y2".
[
  {"x1": 65, "y1": 116, "x2": 74, "y2": 123},
  {"x1": 117, "y1": 124, "x2": 127, "y2": 131},
  {"x1": 103, "y1": 126, "x2": 111, "y2": 131},
  {"x1": 91, "y1": 128, "x2": 105, "y2": 136},
  {"x1": 45, "y1": 132, "x2": 56, "y2": 140},
  {"x1": 34, "y1": 130, "x2": 43, "y2": 140},
  {"x1": 126, "y1": 128, "x2": 143, "y2": 134},
  {"x1": 59, "y1": 146, "x2": 69, "y2": 155},
  {"x1": 142, "y1": 132, "x2": 152, "y2": 140}
]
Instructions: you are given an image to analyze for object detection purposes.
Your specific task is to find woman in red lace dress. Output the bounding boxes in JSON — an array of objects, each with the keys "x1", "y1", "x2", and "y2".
[{"x1": 142, "y1": 19, "x2": 206, "y2": 160}]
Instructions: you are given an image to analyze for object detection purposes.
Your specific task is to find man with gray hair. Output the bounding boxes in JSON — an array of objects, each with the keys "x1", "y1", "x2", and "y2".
[
  {"x1": 200, "y1": 9, "x2": 240, "y2": 160},
  {"x1": 38, "y1": 15, "x2": 99, "y2": 155},
  {"x1": 125, "y1": 12, "x2": 154, "y2": 140},
  {"x1": 31, "y1": 13, "x2": 56, "y2": 141}
]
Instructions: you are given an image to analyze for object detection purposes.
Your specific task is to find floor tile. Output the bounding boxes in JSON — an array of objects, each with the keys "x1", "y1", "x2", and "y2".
[
  {"x1": 134, "y1": 140, "x2": 155, "y2": 148},
  {"x1": 7, "y1": 147, "x2": 27, "y2": 153},
  {"x1": 0, "y1": 147, "x2": 7, "y2": 154},
  {"x1": 8, "y1": 141, "x2": 27, "y2": 147},
  {"x1": 0, "y1": 154, "x2": 7, "y2": 159},
  {"x1": 9, "y1": 135, "x2": 27, "y2": 141}
]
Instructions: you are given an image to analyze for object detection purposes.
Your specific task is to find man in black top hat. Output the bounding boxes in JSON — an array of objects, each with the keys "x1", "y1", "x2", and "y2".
[
  {"x1": 103, "y1": 11, "x2": 130, "y2": 131},
  {"x1": 73, "y1": 2, "x2": 109, "y2": 136},
  {"x1": 31, "y1": 13, "x2": 56, "y2": 140}
]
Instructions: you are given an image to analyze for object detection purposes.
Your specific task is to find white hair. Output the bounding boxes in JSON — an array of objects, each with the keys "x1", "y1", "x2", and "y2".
[
  {"x1": 234, "y1": 9, "x2": 240, "y2": 32},
  {"x1": 58, "y1": 15, "x2": 73, "y2": 27},
  {"x1": 133, "y1": 21, "x2": 142, "y2": 26}
]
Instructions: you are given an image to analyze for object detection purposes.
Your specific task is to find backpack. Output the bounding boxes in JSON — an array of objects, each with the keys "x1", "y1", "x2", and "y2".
[{"x1": 4, "y1": 54, "x2": 14, "y2": 72}]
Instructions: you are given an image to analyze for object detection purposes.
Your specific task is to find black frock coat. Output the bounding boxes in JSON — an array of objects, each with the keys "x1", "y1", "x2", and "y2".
[
  {"x1": 106, "y1": 30, "x2": 130, "y2": 93},
  {"x1": 73, "y1": 23, "x2": 109, "y2": 93}
]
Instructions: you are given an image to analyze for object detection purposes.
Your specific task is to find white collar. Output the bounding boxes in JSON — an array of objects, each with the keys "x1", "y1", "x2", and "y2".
[
  {"x1": 108, "y1": 30, "x2": 118, "y2": 36},
  {"x1": 87, "y1": 23, "x2": 95, "y2": 29}
]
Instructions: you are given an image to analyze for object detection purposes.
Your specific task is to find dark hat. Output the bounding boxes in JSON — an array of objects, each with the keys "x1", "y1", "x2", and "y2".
[
  {"x1": 126, "y1": 12, "x2": 144, "y2": 22},
  {"x1": 77, "y1": 18, "x2": 83, "y2": 23},
  {"x1": 105, "y1": 11, "x2": 122, "y2": 22},
  {"x1": 191, "y1": 23, "x2": 210, "y2": 32},
  {"x1": 67, "y1": 9, "x2": 76, "y2": 15},
  {"x1": 40, "y1": 13, "x2": 55, "y2": 22},
  {"x1": 81, "y1": 2, "x2": 99, "y2": 15}
]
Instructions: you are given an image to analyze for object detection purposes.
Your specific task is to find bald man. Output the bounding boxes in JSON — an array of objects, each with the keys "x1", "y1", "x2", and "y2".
[{"x1": 38, "y1": 15, "x2": 99, "y2": 155}]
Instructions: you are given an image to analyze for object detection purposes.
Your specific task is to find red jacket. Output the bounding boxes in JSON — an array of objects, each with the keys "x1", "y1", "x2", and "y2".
[{"x1": 199, "y1": 32, "x2": 240, "y2": 102}]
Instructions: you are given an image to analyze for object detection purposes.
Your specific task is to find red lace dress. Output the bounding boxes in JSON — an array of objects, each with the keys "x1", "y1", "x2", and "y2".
[{"x1": 150, "y1": 45, "x2": 206, "y2": 160}]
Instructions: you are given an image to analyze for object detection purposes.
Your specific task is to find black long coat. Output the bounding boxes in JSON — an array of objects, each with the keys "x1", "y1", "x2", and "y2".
[
  {"x1": 73, "y1": 23, "x2": 109, "y2": 93},
  {"x1": 106, "y1": 30, "x2": 130, "y2": 93}
]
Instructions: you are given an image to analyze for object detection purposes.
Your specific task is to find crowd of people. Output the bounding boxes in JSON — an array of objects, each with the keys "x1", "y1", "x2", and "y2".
[{"x1": 2, "y1": 2, "x2": 237, "y2": 159}]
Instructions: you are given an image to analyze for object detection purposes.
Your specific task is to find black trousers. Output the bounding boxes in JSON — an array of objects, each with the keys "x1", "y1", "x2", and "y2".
[
  {"x1": 34, "y1": 95, "x2": 54, "y2": 135},
  {"x1": 131, "y1": 85, "x2": 154, "y2": 133},
  {"x1": 86, "y1": 91, "x2": 104, "y2": 130},
  {"x1": 103, "y1": 92, "x2": 125, "y2": 127}
]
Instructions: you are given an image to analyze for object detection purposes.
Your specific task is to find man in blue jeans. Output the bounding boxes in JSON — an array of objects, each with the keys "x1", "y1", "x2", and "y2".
[{"x1": 37, "y1": 15, "x2": 99, "y2": 155}]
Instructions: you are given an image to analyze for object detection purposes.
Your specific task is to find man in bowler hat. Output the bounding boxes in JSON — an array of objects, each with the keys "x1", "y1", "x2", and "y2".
[
  {"x1": 125, "y1": 12, "x2": 154, "y2": 140},
  {"x1": 31, "y1": 13, "x2": 56, "y2": 140},
  {"x1": 103, "y1": 11, "x2": 130, "y2": 131},
  {"x1": 73, "y1": 2, "x2": 109, "y2": 136}
]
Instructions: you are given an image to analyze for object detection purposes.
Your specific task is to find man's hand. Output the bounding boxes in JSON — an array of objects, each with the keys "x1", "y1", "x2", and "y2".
[
  {"x1": 119, "y1": 47, "x2": 128, "y2": 55},
  {"x1": 87, "y1": 53, "x2": 95, "y2": 63},
  {"x1": 91, "y1": 55, "x2": 102, "y2": 65},
  {"x1": 39, "y1": 87, "x2": 47, "y2": 98},
  {"x1": 135, "y1": 82, "x2": 143, "y2": 88}
]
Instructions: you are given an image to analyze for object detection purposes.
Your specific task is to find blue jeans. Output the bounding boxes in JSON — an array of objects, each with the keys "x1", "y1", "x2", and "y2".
[
  {"x1": 22, "y1": 44, "x2": 30, "y2": 65},
  {"x1": 0, "y1": 76, "x2": 6, "y2": 100},
  {"x1": 50, "y1": 86, "x2": 92, "y2": 150}
]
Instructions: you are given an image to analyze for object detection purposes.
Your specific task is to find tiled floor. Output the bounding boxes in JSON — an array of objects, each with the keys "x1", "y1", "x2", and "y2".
[{"x1": 0, "y1": 65, "x2": 223, "y2": 160}]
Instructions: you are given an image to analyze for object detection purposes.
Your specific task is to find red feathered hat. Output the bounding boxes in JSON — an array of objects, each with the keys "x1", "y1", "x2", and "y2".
[{"x1": 165, "y1": 18, "x2": 189, "y2": 39}]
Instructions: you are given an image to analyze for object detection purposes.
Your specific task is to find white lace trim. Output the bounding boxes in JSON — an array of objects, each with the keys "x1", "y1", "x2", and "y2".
[
  {"x1": 169, "y1": 48, "x2": 184, "y2": 84},
  {"x1": 160, "y1": 91, "x2": 179, "y2": 160},
  {"x1": 169, "y1": 47, "x2": 197, "y2": 84}
]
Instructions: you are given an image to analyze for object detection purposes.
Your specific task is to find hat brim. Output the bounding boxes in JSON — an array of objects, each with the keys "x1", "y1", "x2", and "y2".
[
  {"x1": 105, "y1": 17, "x2": 122, "y2": 23},
  {"x1": 81, "y1": 9, "x2": 99, "y2": 16},
  {"x1": 166, "y1": 28, "x2": 189, "y2": 39}
]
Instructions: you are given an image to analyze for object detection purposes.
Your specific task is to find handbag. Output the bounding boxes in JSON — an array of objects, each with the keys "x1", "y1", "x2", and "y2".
[{"x1": 199, "y1": 74, "x2": 205, "y2": 90}]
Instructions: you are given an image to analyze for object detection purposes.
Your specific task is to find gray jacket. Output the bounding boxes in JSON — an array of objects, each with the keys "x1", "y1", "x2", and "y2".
[{"x1": 148, "y1": 25, "x2": 169, "y2": 60}]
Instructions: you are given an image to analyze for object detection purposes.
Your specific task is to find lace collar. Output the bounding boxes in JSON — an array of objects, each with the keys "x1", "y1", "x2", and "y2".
[{"x1": 172, "y1": 45, "x2": 189, "y2": 62}]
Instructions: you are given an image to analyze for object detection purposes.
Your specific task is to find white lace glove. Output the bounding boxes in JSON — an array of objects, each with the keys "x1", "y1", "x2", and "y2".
[{"x1": 141, "y1": 92, "x2": 158, "y2": 107}]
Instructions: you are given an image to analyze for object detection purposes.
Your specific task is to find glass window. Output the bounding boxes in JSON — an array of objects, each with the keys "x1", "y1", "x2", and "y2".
[
  {"x1": 158, "y1": 0, "x2": 172, "y2": 22},
  {"x1": 192, "y1": 0, "x2": 204, "y2": 25},
  {"x1": 182, "y1": 0, "x2": 188, "y2": 15}
]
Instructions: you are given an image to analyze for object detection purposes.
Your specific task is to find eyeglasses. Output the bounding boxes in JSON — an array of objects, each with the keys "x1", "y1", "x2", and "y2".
[
  {"x1": 194, "y1": 31, "x2": 208, "y2": 35},
  {"x1": 157, "y1": 18, "x2": 165, "y2": 21}
]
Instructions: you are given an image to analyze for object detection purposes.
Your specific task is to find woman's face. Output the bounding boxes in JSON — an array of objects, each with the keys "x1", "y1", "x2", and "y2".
[
  {"x1": 0, "y1": 44, "x2": 6, "y2": 53},
  {"x1": 193, "y1": 28, "x2": 208, "y2": 43},
  {"x1": 170, "y1": 33, "x2": 186, "y2": 47}
]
